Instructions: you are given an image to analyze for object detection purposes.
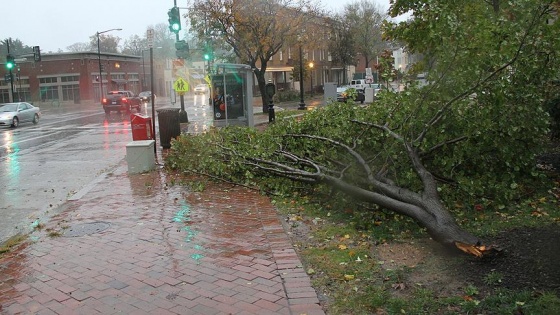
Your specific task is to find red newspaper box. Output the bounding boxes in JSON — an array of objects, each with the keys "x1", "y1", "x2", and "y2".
[{"x1": 131, "y1": 114, "x2": 153, "y2": 141}]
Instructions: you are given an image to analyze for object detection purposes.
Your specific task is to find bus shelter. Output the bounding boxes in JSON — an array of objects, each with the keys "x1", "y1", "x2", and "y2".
[{"x1": 211, "y1": 64, "x2": 254, "y2": 127}]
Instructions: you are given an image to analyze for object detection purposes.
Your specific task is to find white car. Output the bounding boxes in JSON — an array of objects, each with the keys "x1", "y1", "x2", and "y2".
[
  {"x1": 194, "y1": 84, "x2": 209, "y2": 95},
  {"x1": 0, "y1": 102, "x2": 41, "y2": 128}
]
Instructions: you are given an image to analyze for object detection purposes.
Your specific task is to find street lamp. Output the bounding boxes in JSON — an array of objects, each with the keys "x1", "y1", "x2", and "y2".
[
  {"x1": 97, "y1": 28, "x2": 122, "y2": 101},
  {"x1": 297, "y1": 43, "x2": 306, "y2": 110},
  {"x1": 309, "y1": 62, "x2": 314, "y2": 97}
]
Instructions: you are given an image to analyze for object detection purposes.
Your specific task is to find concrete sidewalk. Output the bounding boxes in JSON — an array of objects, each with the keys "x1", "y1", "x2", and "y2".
[{"x1": 0, "y1": 164, "x2": 324, "y2": 313}]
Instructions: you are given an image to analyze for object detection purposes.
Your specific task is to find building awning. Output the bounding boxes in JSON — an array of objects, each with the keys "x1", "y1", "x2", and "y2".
[
  {"x1": 265, "y1": 66, "x2": 294, "y2": 72},
  {"x1": 112, "y1": 79, "x2": 129, "y2": 84}
]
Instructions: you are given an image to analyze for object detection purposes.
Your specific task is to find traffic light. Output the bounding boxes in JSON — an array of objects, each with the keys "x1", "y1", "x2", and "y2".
[
  {"x1": 33, "y1": 46, "x2": 41, "y2": 62},
  {"x1": 203, "y1": 45, "x2": 213, "y2": 61},
  {"x1": 175, "y1": 40, "x2": 189, "y2": 59},
  {"x1": 6, "y1": 54, "x2": 14, "y2": 70},
  {"x1": 168, "y1": 6, "x2": 181, "y2": 33}
]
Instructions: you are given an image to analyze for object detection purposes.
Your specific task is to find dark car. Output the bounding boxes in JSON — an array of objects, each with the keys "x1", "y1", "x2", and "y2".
[{"x1": 102, "y1": 91, "x2": 142, "y2": 114}]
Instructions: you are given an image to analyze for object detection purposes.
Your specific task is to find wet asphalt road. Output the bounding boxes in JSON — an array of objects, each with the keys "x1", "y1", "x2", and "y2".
[{"x1": 0, "y1": 96, "x2": 212, "y2": 244}]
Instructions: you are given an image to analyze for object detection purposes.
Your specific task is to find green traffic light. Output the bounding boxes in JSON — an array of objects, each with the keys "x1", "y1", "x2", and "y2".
[
  {"x1": 204, "y1": 54, "x2": 210, "y2": 60},
  {"x1": 172, "y1": 23, "x2": 180, "y2": 32},
  {"x1": 6, "y1": 54, "x2": 14, "y2": 70}
]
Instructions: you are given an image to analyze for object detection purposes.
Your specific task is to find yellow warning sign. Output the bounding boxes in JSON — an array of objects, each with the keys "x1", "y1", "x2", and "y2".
[{"x1": 173, "y1": 77, "x2": 189, "y2": 93}]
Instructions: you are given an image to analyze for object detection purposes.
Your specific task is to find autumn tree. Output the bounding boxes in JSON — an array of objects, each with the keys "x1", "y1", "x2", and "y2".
[
  {"x1": 87, "y1": 34, "x2": 121, "y2": 53},
  {"x1": 167, "y1": 0, "x2": 559, "y2": 256},
  {"x1": 188, "y1": 0, "x2": 319, "y2": 112},
  {"x1": 327, "y1": 16, "x2": 356, "y2": 84},
  {"x1": 342, "y1": 0, "x2": 388, "y2": 69}
]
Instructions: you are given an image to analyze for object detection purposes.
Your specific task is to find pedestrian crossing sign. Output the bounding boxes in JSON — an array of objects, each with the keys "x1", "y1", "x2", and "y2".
[{"x1": 173, "y1": 78, "x2": 189, "y2": 93}]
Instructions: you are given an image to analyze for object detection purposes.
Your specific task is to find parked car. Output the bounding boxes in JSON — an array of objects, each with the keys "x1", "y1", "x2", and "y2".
[
  {"x1": 138, "y1": 91, "x2": 155, "y2": 103},
  {"x1": 0, "y1": 102, "x2": 41, "y2": 128},
  {"x1": 336, "y1": 86, "x2": 365, "y2": 104},
  {"x1": 194, "y1": 84, "x2": 209, "y2": 95}
]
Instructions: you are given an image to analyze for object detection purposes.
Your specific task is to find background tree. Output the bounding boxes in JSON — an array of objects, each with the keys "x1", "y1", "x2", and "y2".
[
  {"x1": 121, "y1": 24, "x2": 176, "y2": 59},
  {"x1": 167, "y1": 0, "x2": 559, "y2": 256},
  {"x1": 88, "y1": 34, "x2": 121, "y2": 53},
  {"x1": 188, "y1": 0, "x2": 319, "y2": 112},
  {"x1": 66, "y1": 42, "x2": 91, "y2": 52},
  {"x1": 327, "y1": 16, "x2": 356, "y2": 84},
  {"x1": 343, "y1": 0, "x2": 388, "y2": 69},
  {"x1": 0, "y1": 38, "x2": 33, "y2": 61},
  {"x1": 121, "y1": 35, "x2": 145, "y2": 56}
]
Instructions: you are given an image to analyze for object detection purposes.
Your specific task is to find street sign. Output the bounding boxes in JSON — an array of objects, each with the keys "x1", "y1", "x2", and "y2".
[
  {"x1": 147, "y1": 28, "x2": 154, "y2": 48},
  {"x1": 173, "y1": 77, "x2": 189, "y2": 93}
]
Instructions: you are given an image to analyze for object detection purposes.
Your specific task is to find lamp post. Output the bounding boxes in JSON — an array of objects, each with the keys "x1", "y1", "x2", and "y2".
[
  {"x1": 297, "y1": 44, "x2": 306, "y2": 110},
  {"x1": 309, "y1": 62, "x2": 314, "y2": 97},
  {"x1": 97, "y1": 28, "x2": 122, "y2": 101}
]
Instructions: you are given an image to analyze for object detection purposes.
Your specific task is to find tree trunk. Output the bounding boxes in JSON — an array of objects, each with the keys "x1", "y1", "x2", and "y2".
[
  {"x1": 320, "y1": 175, "x2": 485, "y2": 254},
  {"x1": 252, "y1": 69, "x2": 268, "y2": 114}
]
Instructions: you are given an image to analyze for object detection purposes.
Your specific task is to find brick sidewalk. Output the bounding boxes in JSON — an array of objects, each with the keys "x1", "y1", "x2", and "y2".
[{"x1": 0, "y1": 163, "x2": 324, "y2": 315}]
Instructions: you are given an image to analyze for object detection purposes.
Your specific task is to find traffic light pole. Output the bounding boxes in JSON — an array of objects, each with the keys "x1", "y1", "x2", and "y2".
[
  {"x1": 5, "y1": 39, "x2": 15, "y2": 102},
  {"x1": 171, "y1": 0, "x2": 188, "y2": 123},
  {"x1": 8, "y1": 69, "x2": 14, "y2": 102}
]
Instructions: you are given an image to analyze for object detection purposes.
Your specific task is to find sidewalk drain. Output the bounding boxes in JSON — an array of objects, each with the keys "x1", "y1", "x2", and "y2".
[{"x1": 63, "y1": 222, "x2": 111, "y2": 237}]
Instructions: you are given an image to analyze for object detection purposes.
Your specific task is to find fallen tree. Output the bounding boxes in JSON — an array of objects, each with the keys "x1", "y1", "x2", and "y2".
[{"x1": 166, "y1": 0, "x2": 559, "y2": 256}]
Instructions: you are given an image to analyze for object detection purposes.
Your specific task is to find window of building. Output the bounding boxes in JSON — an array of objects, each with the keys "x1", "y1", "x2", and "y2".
[
  {"x1": 279, "y1": 51, "x2": 283, "y2": 61},
  {"x1": 0, "y1": 89, "x2": 9, "y2": 103},
  {"x1": 15, "y1": 88, "x2": 31, "y2": 102},
  {"x1": 61, "y1": 75, "x2": 79, "y2": 82},
  {"x1": 39, "y1": 77, "x2": 58, "y2": 84},
  {"x1": 39, "y1": 86, "x2": 59, "y2": 101},
  {"x1": 16, "y1": 77, "x2": 30, "y2": 85},
  {"x1": 62, "y1": 84, "x2": 80, "y2": 101}
]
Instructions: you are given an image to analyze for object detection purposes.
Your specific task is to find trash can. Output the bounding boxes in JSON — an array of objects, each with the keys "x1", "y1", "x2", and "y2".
[
  {"x1": 130, "y1": 113, "x2": 153, "y2": 141},
  {"x1": 156, "y1": 108, "x2": 181, "y2": 149}
]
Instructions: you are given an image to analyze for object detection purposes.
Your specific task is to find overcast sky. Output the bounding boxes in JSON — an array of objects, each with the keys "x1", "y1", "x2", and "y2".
[{"x1": 2, "y1": 0, "x2": 396, "y2": 53}]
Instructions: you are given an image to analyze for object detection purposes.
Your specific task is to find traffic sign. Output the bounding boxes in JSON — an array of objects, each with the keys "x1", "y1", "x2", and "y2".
[
  {"x1": 147, "y1": 29, "x2": 154, "y2": 48},
  {"x1": 173, "y1": 77, "x2": 189, "y2": 93}
]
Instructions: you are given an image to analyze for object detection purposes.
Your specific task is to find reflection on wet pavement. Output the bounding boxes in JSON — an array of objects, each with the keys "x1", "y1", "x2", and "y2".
[{"x1": 0, "y1": 164, "x2": 324, "y2": 314}]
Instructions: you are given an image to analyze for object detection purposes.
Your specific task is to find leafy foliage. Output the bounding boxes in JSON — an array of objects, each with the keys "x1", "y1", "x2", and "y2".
[{"x1": 167, "y1": 0, "x2": 559, "y2": 249}]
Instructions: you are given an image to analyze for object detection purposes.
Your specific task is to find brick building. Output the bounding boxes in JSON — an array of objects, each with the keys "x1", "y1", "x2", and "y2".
[{"x1": 0, "y1": 52, "x2": 142, "y2": 105}]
